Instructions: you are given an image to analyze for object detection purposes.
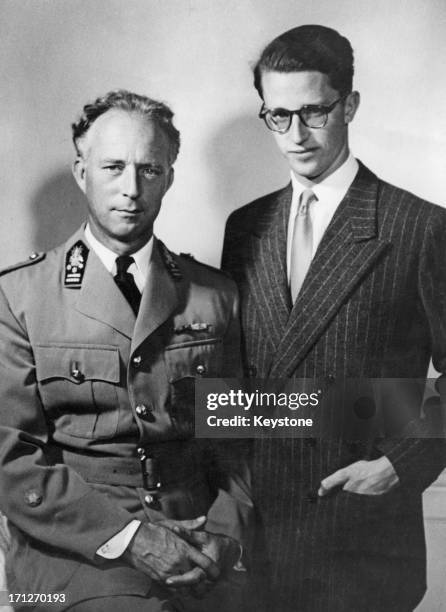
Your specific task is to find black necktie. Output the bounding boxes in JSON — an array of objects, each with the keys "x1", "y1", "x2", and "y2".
[{"x1": 114, "y1": 255, "x2": 141, "y2": 315}]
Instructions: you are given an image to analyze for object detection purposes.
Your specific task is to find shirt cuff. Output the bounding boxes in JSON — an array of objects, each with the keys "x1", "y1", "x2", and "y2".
[{"x1": 96, "y1": 519, "x2": 141, "y2": 559}]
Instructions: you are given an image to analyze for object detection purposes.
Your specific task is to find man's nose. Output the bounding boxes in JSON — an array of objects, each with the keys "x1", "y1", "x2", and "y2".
[
  {"x1": 122, "y1": 166, "x2": 141, "y2": 199},
  {"x1": 288, "y1": 113, "x2": 308, "y2": 143}
]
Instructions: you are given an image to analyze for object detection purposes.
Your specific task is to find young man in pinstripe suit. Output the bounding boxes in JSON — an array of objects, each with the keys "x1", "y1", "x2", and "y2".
[{"x1": 222, "y1": 25, "x2": 446, "y2": 612}]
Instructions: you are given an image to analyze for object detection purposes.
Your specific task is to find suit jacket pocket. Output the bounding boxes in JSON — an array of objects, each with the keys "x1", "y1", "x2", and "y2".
[
  {"x1": 35, "y1": 344, "x2": 120, "y2": 439},
  {"x1": 331, "y1": 486, "x2": 424, "y2": 557}
]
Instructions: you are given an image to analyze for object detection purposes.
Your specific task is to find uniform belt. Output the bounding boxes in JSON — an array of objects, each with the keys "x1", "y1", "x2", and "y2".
[{"x1": 59, "y1": 443, "x2": 205, "y2": 489}]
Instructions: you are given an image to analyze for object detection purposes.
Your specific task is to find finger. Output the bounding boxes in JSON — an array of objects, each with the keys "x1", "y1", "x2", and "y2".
[
  {"x1": 186, "y1": 546, "x2": 220, "y2": 581},
  {"x1": 174, "y1": 528, "x2": 208, "y2": 548},
  {"x1": 318, "y1": 468, "x2": 349, "y2": 496},
  {"x1": 162, "y1": 525, "x2": 204, "y2": 547},
  {"x1": 159, "y1": 516, "x2": 207, "y2": 536},
  {"x1": 177, "y1": 516, "x2": 207, "y2": 531},
  {"x1": 166, "y1": 567, "x2": 207, "y2": 587},
  {"x1": 342, "y1": 481, "x2": 363, "y2": 494}
]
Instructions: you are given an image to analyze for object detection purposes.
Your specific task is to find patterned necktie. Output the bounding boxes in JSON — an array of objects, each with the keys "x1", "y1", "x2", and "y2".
[
  {"x1": 290, "y1": 189, "x2": 317, "y2": 302},
  {"x1": 114, "y1": 255, "x2": 141, "y2": 316}
]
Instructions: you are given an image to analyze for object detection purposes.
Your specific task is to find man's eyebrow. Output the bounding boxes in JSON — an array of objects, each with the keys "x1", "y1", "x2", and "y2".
[
  {"x1": 100, "y1": 158, "x2": 163, "y2": 166},
  {"x1": 100, "y1": 157, "x2": 125, "y2": 164},
  {"x1": 269, "y1": 101, "x2": 329, "y2": 111}
]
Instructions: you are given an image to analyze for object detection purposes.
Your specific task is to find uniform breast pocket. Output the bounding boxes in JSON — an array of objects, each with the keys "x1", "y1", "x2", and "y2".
[
  {"x1": 34, "y1": 344, "x2": 121, "y2": 439},
  {"x1": 165, "y1": 338, "x2": 224, "y2": 381},
  {"x1": 164, "y1": 339, "x2": 224, "y2": 437}
]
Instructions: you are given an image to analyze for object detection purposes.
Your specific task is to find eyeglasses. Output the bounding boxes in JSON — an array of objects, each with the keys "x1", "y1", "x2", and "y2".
[{"x1": 259, "y1": 96, "x2": 346, "y2": 132}]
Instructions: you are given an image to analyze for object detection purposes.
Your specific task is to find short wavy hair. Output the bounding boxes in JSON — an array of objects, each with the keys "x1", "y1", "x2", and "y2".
[
  {"x1": 72, "y1": 89, "x2": 180, "y2": 164},
  {"x1": 253, "y1": 25, "x2": 354, "y2": 99}
]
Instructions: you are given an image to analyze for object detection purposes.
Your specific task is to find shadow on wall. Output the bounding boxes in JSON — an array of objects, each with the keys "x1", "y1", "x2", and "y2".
[
  {"x1": 205, "y1": 112, "x2": 288, "y2": 222},
  {"x1": 29, "y1": 170, "x2": 86, "y2": 253}
]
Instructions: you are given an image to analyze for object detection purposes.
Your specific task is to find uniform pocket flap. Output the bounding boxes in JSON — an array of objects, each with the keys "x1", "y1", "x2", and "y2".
[
  {"x1": 35, "y1": 344, "x2": 120, "y2": 384},
  {"x1": 165, "y1": 338, "x2": 223, "y2": 381}
]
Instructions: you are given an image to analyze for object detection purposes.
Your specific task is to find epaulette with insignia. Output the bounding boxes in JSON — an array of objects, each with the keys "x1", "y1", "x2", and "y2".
[
  {"x1": 64, "y1": 240, "x2": 89, "y2": 287},
  {"x1": 179, "y1": 252, "x2": 231, "y2": 278},
  {"x1": 158, "y1": 241, "x2": 183, "y2": 281},
  {"x1": 0, "y1": 252, "x2": 46, "y2": 277}
]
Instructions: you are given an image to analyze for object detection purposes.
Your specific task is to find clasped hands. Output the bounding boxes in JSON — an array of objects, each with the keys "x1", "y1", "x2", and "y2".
[{"x1": 124, "y1": 515, "x2": 240, "y2": 597}]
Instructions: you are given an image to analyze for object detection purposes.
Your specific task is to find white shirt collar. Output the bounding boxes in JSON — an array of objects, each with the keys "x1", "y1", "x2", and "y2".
[
  {"x1": 290, "y1": 153, "x2": 359, "y2": 202},
  {"x1": 84, "y1": 225, "x2": 153, "y2": 291},
  {"x1": 287, "y1": 154, "x2": 359, "y2": 282}
]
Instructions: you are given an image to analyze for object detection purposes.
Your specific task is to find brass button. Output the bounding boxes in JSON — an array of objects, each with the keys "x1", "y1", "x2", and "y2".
[
  {"x1": 25, "y1": 490, "x2": 42, "y2": 507},
  {"x1": 132, "y1": 355, "x2": 142, "y2": 367},
  {"x1": 135, "y1": 404, "x2": 149, "y2": 417},
  {"x1": 144, "y1": 494, "x2": 154, "y2": 505},
  {"x1": 196, "y1": 364, "x2": 206, "y2": 375},
  {"x1": 28, "y1": 252, "x2": 39, "y2": 260},
  {"x1": 137, "y1": 447, "x2": 146, "y2": 458},
  {"x1": 71, "y1": 365, "x2": 83, "y2": 381}
]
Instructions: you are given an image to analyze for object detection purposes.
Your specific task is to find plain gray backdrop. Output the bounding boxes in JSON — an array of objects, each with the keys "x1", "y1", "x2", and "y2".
[{"x1": 1, "y1": 1, "x2": 446, "y2": 609}]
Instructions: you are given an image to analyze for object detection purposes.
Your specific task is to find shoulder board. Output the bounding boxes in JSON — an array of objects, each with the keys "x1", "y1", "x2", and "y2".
[
  {"x1": 179, "y1": 252, "x2": 231, "y2": 278},
  {"x1": 0, "y1": 252, "x2": 46, "y2": 277}
]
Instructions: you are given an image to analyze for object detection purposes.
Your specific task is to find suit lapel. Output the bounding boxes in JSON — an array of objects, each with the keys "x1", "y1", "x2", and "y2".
[
  {"x1": 269, "y1": 163, "x2": 391, "y2": 377},
  {"x1": 65, "y1": 229, "x2": 179, "y2": 346},
  {"x1": 73, "y1": 241, "x2": 135, "y2": 339},
  {"x1": 131, "y1": 237, "x2": 179, "y2": 354},
  {"x1": 246, "y1": 184, "x2": 292, "y2": 351}
]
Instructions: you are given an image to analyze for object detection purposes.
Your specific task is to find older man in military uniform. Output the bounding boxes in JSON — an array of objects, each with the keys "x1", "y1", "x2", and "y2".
[{"x1": 0, "y1": 90, "x2": 251, "y2": 612}]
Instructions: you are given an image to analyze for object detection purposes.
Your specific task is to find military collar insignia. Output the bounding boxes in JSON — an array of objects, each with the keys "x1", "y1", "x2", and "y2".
[
  {"x1": 65, "y1": 240, "x2": 89, "y2": 287},
  {"x1": 159, "y1": 241, "x2": 182, "y2": 281}
]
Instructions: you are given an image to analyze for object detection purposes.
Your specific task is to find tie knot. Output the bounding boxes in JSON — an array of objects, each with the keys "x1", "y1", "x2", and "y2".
[
  {"x1": 115, "y1": 255, "x2": 135, "y2": 275},
  {"x1": 298, "y1": 189, "x2": 317, "y2": 215}
]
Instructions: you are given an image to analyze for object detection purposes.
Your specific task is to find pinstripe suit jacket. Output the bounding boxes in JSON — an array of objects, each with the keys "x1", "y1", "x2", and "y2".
[{"x1": 222, "y1": 161, "x2": 446, "y2": 611}]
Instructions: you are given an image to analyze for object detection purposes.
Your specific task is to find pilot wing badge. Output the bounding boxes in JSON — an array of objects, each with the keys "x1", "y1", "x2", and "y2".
[
  {"x1": 175, "y1": 323, "x2": 213, "y2": 334},
  {"x1": 65, "y1": 240, "x2": 89, "y2": 287}
]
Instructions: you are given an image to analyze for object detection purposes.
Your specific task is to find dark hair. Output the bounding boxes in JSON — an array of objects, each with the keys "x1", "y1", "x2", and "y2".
[
  {"x1": 72, "y1": 89, "x2": 180, "y2": 163},
  {"x1": 253, "y1": 25, "x2": 354, "y2": 98}
]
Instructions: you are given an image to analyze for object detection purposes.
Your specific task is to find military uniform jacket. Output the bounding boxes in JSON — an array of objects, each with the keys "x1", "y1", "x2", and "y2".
[
  {"x1": 222, "y1": 161, "x2": 446, "y2": 611},
  {"x1": 0, "y1": 227, "x2": 251, "y2": 606}
]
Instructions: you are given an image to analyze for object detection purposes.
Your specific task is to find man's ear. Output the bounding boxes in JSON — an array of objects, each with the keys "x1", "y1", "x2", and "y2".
[
  {"x1": 164, "y1": 167, "x2": 174, "y2": 194},
  {"x1": 344, "y1": 91, "x2": 360, "y2": 124},
  {"x1": 72, "y1": 156, "x2": 87, "y2": 194}
]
